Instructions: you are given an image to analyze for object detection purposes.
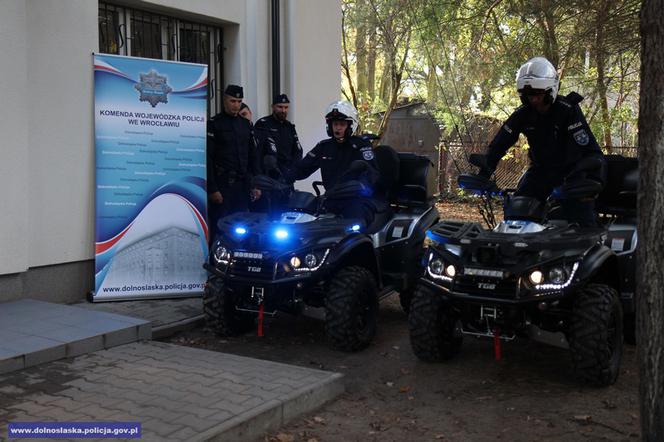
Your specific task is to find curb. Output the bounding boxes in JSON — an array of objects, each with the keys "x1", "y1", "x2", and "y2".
[
  {"x1": 151, "y1": 315, "x2": 205, "y2": 340},
  {"x1": 194, "y1": 373, "x2": 345, "y2": 442}
]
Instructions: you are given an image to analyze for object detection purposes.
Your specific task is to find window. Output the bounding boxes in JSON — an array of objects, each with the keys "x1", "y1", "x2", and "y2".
[{"x1": 98, "y1": 2, "x2": 224, "y2": 117}]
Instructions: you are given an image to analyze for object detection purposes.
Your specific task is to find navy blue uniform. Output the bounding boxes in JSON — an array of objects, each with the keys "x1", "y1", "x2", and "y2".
[
  {"x1": 485, "y1": 93, "x2": 603, "y2": 226},
  {"x1": 254, "y1": 115, "x2": 303, "y2": 174},
  {"x1": 207, "y1": 112, "x2": 261, "y2": 238},
  {"x1": 285, "y1": 136, "x2": 382, "y2": 227}
]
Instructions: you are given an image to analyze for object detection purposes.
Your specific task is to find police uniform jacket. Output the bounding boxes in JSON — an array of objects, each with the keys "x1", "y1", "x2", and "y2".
[
  {"x1": 285, "y1": 136, "x2": 379, "y2": 191},
  {"x1": 486, "y1": 93, "x2": 602, "y2": 177},
  {"x1": 207, "y1": 112, "x2": 261, "y2": 194},
  {"x1": 254, "y1": 115, "x2": 303, "y2": 173}
]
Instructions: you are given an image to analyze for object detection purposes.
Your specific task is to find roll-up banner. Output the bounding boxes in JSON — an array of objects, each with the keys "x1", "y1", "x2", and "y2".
[{"x1": 93, "y1": 54, "x2": 208, "y2": 301}]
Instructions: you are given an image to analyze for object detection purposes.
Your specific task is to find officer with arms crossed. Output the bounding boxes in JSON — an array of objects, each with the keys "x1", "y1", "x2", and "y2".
[
  {"x1": 284, "y1": 100, "x2": 382, "y2": 228},
  {"x1": 477, "y1": 57, "x2": 604, "y2": 227},
  {"x1": 207, "y1": 84, "x2": 262, "y2": 240}
]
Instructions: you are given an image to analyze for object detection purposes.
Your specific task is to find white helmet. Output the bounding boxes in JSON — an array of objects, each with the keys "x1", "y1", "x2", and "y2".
[
  {"x1": 325, "y1": 100, "x2": 359, "y2": 139},
  {"x1": 516, "y1": 57, "x2": 559, "y2": 105}
]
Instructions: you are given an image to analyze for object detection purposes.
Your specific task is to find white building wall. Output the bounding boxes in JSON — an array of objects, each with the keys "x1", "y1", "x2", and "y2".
[
  {"x1": 0, "y1": 1, "x2": 30, "y2": 274},
  {"x1": 0, "y1": 0, "x2": 341, "y2": 301},
  {"x1": 285, "y1": 0, "x2": 343, "y2": 191}
]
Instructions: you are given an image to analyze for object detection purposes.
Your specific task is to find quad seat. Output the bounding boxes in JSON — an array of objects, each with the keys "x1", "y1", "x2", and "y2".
[
  {"x1": 373, "y1": 145, "x2": 436, "y2": 208},
  {"x1": 596, "y1": 155, "x2": 637, "y2": 217}
]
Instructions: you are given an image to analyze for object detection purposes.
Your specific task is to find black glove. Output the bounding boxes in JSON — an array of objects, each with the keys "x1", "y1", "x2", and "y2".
[{"x1": 469, "y1": 153, "x2": 494, "y2": 179}]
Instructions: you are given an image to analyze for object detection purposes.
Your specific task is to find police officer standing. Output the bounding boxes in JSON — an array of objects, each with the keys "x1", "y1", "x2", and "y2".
[
  {"x1": 254, "y1": 94, "x2": 303, "y2": 175},
  {"x1": 478, "y1": 57, "x2": 604, "y2": 227},
  {"x1": 207, "y1": 85, "x2": 262, "y2": 239},
  {"x1": 284, "y1": 100, "x2": 382, "y2": 228}
]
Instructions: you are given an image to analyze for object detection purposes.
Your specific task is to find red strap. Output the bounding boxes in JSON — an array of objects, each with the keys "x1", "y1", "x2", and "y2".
[
  {"x1": 257, "y1": 303, "x2": 264, "y2": 337},
  {"x1": 493, "y1": 328, "x2": 502, "y2": 361}
]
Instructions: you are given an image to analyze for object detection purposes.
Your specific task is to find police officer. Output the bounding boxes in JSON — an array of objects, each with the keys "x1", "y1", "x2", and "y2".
[
  {"x1": 479, "y1": 57, "x2": 604, "y2": 227},
  {"x1": 254, "y1": 94, "x2": 303, "y2": 175},
  {"x1": 284, "y1": 100, "x2": 382, "y2": 228},
  {"x1": 252, "y1": 94, "x2": 302, "y2": 212},
  {"x1": 207, "y1": 84, "x2": 262, "y2": 239}
]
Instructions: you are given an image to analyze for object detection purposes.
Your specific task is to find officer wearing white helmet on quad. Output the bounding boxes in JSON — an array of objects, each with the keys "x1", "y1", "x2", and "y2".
[
  {"x1": 283, "y1": 100, "x2": 382, "y2": 228},
  {"x1": 477, "y1": 57, "x2": 604, "y2": 227}
]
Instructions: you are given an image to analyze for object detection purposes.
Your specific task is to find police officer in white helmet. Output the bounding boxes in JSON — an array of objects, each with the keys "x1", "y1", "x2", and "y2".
[
  {"x1": 476, "y1": 57, "x2": 604, "y2": 227},
  {"x1": 283, "y1": 100, "x2": 382, "y2": 228}
]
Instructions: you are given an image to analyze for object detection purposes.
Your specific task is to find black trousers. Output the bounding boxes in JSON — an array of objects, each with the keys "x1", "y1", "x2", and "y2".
[
  {"x1": 516, "y1": 166, "x2": 597, "y2": 227},
  {"x1": 208, "y1": 180, "x2": 250, "y2": 242}
]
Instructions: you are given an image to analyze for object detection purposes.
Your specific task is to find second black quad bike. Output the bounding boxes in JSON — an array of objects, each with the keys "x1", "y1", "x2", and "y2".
[
  {"x1": 203, "y1": 146, "x2": 439, "y2": 351},
  {"x1": 409, "y1": 153, "x2": 637, "y2": 386}
]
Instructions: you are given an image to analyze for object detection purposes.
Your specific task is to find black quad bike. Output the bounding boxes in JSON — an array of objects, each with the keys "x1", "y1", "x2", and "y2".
[
  {"x1": 203, "y1": 146, "x2": 439, "y2": 351},
  {"x1": 409, "y1": 154, "x2": 637, "y2": 386}
]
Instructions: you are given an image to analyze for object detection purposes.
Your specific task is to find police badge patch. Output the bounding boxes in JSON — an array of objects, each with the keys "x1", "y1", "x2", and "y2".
[
  {"x1": 573, "y1": 129, "x2": 590, "y2": 146},
  {"x1": 134, "y1": 70, "x2": 173, "y2": 108},
  {"x1": 362, "y1": 148, "x2": 375, "y2": 160}
]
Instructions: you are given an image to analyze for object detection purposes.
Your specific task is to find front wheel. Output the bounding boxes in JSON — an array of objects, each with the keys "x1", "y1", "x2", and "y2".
[
  {"x1": 325, "y1": 266, "x2": 378, "y2": 352},
  {"x1": 568, "y1": 283, "x2": 623, "y2": 386},
  {"x1": 203, "y1": 277, "x2": 255, "y2": 337},
  {"x1": 408, "y1": 283, "x2": 462, "y2": 362}
]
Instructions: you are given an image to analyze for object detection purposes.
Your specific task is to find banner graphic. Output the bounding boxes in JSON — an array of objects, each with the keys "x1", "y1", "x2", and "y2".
[{"x1": 93, "y1": 54, "x2": 208, "y2": 300}]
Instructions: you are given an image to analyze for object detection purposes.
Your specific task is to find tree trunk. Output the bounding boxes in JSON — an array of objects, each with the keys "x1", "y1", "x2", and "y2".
[
  {"x1": 355, "y1": 14, "x2": 368, "y2": 97},
  {"x1": 367, "y1": 34, "x2": 376, "y2": 100},
  {"x1": 595, "y1": 0, "x2": 614, "y2": 149},
  {"x1": 637, "y1": 0, "x2": 664, "y2": 440},
  {"x1": 427, "y1": 58, "x2": 438, "y2": 104}
]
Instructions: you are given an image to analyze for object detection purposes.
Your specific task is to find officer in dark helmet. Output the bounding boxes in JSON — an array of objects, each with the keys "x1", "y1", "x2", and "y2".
[
  {"x1": 283, "y1": 100, "x2": 382, "y2": 228},
  {"x1": 254, "y1": 93, "x2": 303, "y2": 175},
  {"x1": 478, "y1": 57, "x2": 605, "y2": 227},
  {"x1": 206, "y1": 84, "x2": 262, "y2": 240}
]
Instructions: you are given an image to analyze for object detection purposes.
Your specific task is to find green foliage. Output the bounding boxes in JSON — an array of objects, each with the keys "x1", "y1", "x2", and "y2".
[{"x1": 341, "y1": 0, "x2": 641, "y2": 146}]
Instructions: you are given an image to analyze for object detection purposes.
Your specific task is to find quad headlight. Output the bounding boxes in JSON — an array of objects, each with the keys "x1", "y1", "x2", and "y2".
[
  {"x1": 427, "y1": 253, "x2": 454, "y2": 282},
  {"x1": 282, "y1": 248, "x2": 330, "y2": 274},
  {"x1": 212, "y1": 244, "x2": 231, "y2": 265},
  {"x1": 527, "y1": 262, "x2": 579, "y2": 291}
]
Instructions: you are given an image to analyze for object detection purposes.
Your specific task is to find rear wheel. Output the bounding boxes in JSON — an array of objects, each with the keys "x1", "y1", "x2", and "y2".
[
  {"x1": 325, "y1": 266, "x2": 378, "y2": 352},
  {"x1": 568, "y1": 283, "x2": 623, "y2": 386},
  {"x1": 203, "y1": 277, "x2": 254, "y2": 337},
  {"x1": 409, "y1": 283, "x2": 462, "y2": 361}
]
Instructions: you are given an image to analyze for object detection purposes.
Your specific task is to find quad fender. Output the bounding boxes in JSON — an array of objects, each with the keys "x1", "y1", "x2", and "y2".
[
  {"x1": 576, "y1": 244, "x2": 621, "y2": 292},
  {"x1": 326, "y1": 235, "x2": 381, "y2": 287}
]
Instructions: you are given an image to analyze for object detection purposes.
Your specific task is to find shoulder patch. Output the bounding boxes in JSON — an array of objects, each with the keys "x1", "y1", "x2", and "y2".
[
  {"x1": 558, "y1": 98, "x2": 572, "y2": 108},
  {"x1": 361, "y1": 147, "x2": 375, "y2": 161},
  {"x1": 573, "y1": 129, "x2": 590, "y2": 146}
]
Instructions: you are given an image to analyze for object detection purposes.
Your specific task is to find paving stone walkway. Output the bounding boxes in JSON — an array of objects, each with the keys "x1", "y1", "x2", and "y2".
[{"x1": 0, "y1": 341, "x2": 343, "y2": 441}]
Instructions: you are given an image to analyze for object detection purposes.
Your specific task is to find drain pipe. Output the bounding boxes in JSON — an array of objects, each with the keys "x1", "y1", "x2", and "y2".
[{"x1": 271, "y1": 0, "x2": 280, "y2": 97}]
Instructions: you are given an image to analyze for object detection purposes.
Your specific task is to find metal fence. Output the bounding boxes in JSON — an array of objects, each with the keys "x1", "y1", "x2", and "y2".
[{"x1": 438, "y1": 143, "x2": 638, "y2": 197}]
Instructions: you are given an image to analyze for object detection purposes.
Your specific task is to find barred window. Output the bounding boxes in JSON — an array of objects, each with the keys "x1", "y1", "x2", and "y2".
[{"x1": 98, "y1": 2, "x2": 224, "y2": 117}]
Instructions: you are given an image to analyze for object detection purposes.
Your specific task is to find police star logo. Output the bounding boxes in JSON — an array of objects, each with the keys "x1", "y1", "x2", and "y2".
[
  {"x1": 134, "y1": 70, "x2": 173, "y2": 108},
  {"x1": 573, "y1": 129, "x2": 590, "y2": 146},
  {"x1": 362, "y1": 148, "x2": 374, "y2": 161}
]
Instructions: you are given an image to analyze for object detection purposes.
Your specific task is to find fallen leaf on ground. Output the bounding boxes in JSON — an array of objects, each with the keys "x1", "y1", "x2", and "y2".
[
  {"x1": 313, "y1": 416, "x2": 325, "y2": 424},
  {"x1": 386, "y1": 382, "x2": 394, "y2": 387},
  {"x1": 274, "y1": 433, "x2": 294, "y2": 442},
  {"x1": 400, "y1": 368, "x2": 410, "y2": 375},
  {"x1": 399, "y1": 386, "x2": 411, "y2": 393},
  {"x1": 573, "y1": 415, "x2": 592, "y2": 423}
]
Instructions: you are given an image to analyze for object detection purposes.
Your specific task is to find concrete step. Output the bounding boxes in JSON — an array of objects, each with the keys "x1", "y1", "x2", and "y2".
[
  {"x1": 1, "y1": 341, "x2": 344, "y2": 442},
  {"x1": 0, "y1": 299, "x2": 150, "y2": 375}
]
